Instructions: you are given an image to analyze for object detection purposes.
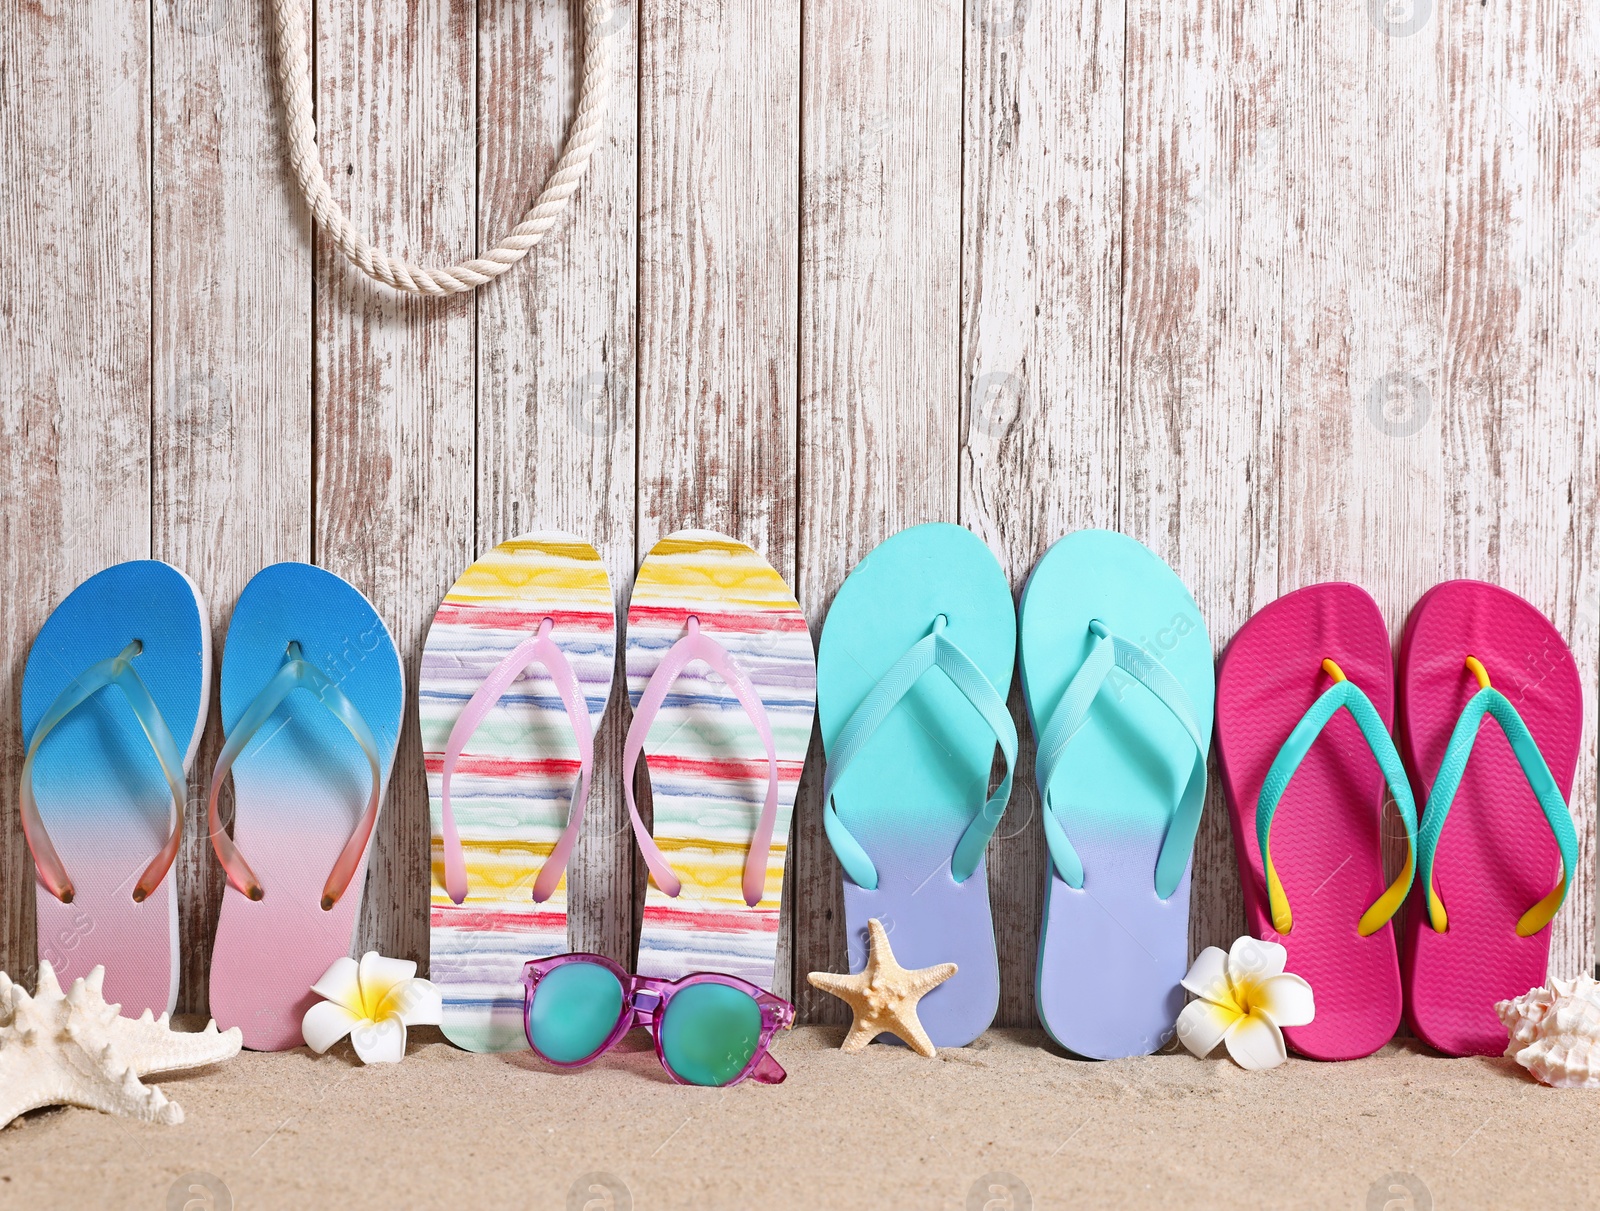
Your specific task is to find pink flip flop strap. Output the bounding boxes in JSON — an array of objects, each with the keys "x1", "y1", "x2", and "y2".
[
  {"x1": 209, "y1": 641, "x2": 384, "y2": 910},
  {"x1": 440, "y1": 618, "x2": 595, "y2": 906},
  {"x1": 623, "y1": 616, "x2": 781, "y2": 908},
  {"x1": 20, "y1": 640, "x2": 189, "y2": 905}
]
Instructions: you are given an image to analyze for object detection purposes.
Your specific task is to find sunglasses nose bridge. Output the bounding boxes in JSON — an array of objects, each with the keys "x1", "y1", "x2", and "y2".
[{"x1": 630, "y1": 987, "x2": 663, "y2": 1025}]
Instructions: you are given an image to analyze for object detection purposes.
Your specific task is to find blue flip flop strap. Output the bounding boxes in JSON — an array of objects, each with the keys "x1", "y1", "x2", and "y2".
[
  {"x1": 1254, "y1": 677, "x2": 1419, "y2": 936},
  {"x1": 1418, "y1": 685, "x2": 1576, "y2": 937},
  {"x1": 822, "y1": 620, "x2": 1017, "y2": 890},
  {"x1": 208, "y1": 643, "x2": 384, "y2": 910},
  {"x1": 1035, "y1": 621, "x2": 1207, "y2": 899},
  {"x1": 18, "y1": 641, "x2": 189, "y2": 904}
]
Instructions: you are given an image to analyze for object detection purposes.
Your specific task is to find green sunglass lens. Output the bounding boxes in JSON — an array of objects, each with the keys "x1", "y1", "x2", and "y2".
[
  {"x1": 528, "y1": 962, "x2": 624, "y2": 1063},
  {"x1": 659, "y1": 983, "x2": 763, "y2": 1087}
]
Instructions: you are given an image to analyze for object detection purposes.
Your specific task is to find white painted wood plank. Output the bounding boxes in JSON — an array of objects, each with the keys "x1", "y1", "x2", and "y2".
[
  {"x1": 1439, "y1": 0, "x2": 1598, "y2": 977},
  {"x1": 313, "y1": 0, "x2": 478, "y2": 969},
  {"x1": 476, "y1": 0, "x2": 638, "y2": 967},
  {"x1": 151, "y1": 0, "x2": 313, "y2": 1013},
  {"x1": 1275, "y1": 4, "x2": 1447, "y2": 951},
  {"x1": 1118, "y1": 0, "x2": 1285, "y2": 970},
  {"x1": 961, "y1": 0, "x2": 1125, "y2": 1027},
  {"x1": 0, "y1": 1, "x2": 152, "y2": 982},
  {"x1": 636, "y1": 1, "x2": 802, "y2": 994},
  {"x1": 795, "y1": 0, "x2": 964, "y2": 1022}
]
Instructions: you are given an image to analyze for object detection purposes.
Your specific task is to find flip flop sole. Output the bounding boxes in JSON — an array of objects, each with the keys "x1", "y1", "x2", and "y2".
[
  {"x1": 627, "y1": 531, "x2": 815, "y2": 989},
  {"x1": 1215, "y1": 582, "x2": 1402, "y2": 1060},
  {"x1": 208, "y1": 563, "x2": 403, "y2": 1051},
  {"x1": 22, "y1": 561, "x2": 209, "y2": 1016},
  {"x1": 1022, "y1": 530, "x2": 1213, "y2": 1059},
  {"x1": 1400, "y1": 580, "x2": 1582, "y2": 1056},
  {"x1": 818, "y1": 523, "x2": 1015, "y2": 1048},
  {"x1": 422, "y1": 533, "x2": 616, "y2": 1053}
]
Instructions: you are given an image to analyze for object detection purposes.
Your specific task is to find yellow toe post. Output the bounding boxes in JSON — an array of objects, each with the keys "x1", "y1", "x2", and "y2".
[
  {"x1": 1359, "y1": 846, "x2": 1414, "y2": 937},
  {"x1": 1426, "y1": 884, "x2": 1448, "y2": 932},
  {"x1": 1465, "y1": 655, "x2": 1491, "y2": 690},
  {"x1": 1517, "y1": 876, "x2": 1566, "y2": 937},
  {"x1": 1321, "y1": 658, "x2": 1347, "y2": 684},
  {"x1": 1265, "y1": 847, "x2": 1293, "y2": 935}
]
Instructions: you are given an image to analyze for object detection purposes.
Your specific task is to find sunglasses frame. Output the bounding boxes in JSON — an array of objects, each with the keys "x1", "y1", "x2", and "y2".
[{"x1": 520, "y1": 952, "x2": 794, "y2": 1087}]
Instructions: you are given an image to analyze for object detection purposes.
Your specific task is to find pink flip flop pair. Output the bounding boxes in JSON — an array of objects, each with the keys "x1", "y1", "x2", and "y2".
[{"x1": 1217, "y1": 581, "x2": 1582, "y2": 1059}]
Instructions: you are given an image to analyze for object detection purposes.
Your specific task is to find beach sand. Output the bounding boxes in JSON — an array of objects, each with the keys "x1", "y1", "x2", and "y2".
[{"x1": 1, "y1": 1024, "x2": 1592, "y2": 1209}]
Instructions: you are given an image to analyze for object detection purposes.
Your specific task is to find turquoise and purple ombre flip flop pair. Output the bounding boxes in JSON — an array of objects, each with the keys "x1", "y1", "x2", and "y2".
[
  {"x1": 20, "y1": 560, "x2": 403, "y2": 1049},
  {"x1": 819, "y1": 525, "x2": 1212, "y2": 1057}
]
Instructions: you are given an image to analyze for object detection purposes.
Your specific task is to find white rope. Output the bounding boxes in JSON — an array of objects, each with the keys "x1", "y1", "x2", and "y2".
[{"x1": 272, "y1": 0, "x2": 612, "y2": 296}]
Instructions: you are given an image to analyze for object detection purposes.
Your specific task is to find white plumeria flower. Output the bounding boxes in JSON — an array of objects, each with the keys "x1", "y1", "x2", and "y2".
[
  {"x1": 1176, "y1": 936, "x2": 1314, "y2": 1070},
  {"x1": 301, "y1": 951, "x2": 442, "y2": 1064}
]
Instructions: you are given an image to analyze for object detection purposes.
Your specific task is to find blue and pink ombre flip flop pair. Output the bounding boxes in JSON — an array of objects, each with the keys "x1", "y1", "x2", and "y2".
[
  {"x1": 820, "y1": 525, "x2": 1212, "y2": 1058},
  {"x1": 20, "y1": 560, "x2": 403, "y2": 1049}
]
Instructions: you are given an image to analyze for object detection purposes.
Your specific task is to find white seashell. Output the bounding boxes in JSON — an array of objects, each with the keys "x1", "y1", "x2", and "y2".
[
  {"x1": 1495, "y1": 974, "x2": 1600, "y2": 1089},
  {"x1": 0, "y1": 962, "x2": 242, "y2": 1127}
]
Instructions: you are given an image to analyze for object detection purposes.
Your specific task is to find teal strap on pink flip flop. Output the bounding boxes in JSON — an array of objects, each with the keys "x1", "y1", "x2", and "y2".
[
  {"x1": 208, "y1": 641, "x2": 383, "y2": 911},
  {"x1": 1035, "y1": 619, "x2": 1205, "y2": 899},
  {"x1": 439, "y1": 617, "x2": 595, "y2": 906},
  {"x1": 19, "y1": 640, "x2": 188, "y2": 905},
  {"x1": 1418, "y1": 656, "x2": 1577, "y2": 938},
  {"x1": 1256, "y1": 659, "x2": 1418, "y2": 937},
  {"x1": 623, "y1": 616, "x2": 780, "y2": 908},
  {"x1": 822, "y1": 616, "x2": 1017, "y2": 890}
]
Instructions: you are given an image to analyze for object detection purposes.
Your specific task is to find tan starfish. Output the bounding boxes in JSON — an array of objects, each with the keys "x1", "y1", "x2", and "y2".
[{"x1": 807, "y1": 918, "x2": 957, "y2": 1057}]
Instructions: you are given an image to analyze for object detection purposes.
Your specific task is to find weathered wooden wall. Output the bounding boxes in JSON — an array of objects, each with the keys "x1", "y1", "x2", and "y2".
[{"x1": 2, "y1": 0, "x2": 1595, "y2": 1024}]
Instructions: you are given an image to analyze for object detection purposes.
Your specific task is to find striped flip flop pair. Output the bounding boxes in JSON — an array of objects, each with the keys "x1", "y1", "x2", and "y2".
[
  {"x1": 19, "y1": 561, "x2": 406, "y2": 1051},
  {"x1": 423, "y1": 531, "x2": 815, "y2": 1053}
]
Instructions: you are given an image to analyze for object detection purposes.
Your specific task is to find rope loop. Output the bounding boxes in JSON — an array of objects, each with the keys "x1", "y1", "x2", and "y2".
[{"x1": 272, "y1": 0, "x2": 613, "y2": 296}]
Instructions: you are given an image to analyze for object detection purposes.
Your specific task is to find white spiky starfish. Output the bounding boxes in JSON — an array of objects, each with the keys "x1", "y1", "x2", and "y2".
[{"x1": 0, "y1": 961, "x2": 242, "y2": 1127}]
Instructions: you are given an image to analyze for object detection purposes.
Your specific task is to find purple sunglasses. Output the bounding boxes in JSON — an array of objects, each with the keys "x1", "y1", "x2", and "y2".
[{"x1": 521, "y1": 953, "x2": 794, "y2": 1088}]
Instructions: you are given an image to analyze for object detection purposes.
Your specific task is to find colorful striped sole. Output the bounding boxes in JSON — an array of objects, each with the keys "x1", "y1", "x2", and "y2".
[
  {"x1": 627, "y1": 531, "x2": 816, "y2": 991},
  {"x1": 423, "y1": 532, "x2": 616, "y2": 1053}
]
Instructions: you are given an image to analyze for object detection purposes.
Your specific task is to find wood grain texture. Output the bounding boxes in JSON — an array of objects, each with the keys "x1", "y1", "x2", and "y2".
[
  {"x1": 794, "y1": 0, "x2": 964, "y2": 1022},
  {"x1": 312, "y1": 0, "x2": 477, "y2": 970},
  {"x1": 1437, "y1": 0, "x2": 1598, "y2": 979},
  {"x1": 961, "y1": 0, "x2": 1125, "y2": 1027},
  {"x1": 636, "y1": 0, "x2": 801, "y2": 992},
  {"x1": 1273, "y1": 4, "x2": 1448, "y2": 958},
  {"x1": 1118, "y1": 0, "x2": 1282, "y2": 969},
  {"x1": 0, "y1": 0, "x2": 153, "y2": 986},
  {"x1": 475, "y1": 0, "x2": 638, "y2": 967},
  {"x1": 151, "y1": 0, "x2": 313, "y2": 1014}
]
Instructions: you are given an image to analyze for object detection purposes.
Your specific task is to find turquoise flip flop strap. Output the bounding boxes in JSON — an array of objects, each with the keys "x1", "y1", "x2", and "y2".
[
  {"x1": 1254, "y1": 660, "x2": 1418, "y2": 937},
  {"x1": 18, "y1": 640, "x2": 189, "y2": 905},
  {"x1": 822, "y1": 616, "x2": 1017, "y2": 890},
  {"x1": 208, "y1": 641, "x2": 384, "y2": 911},
  {"x1": 1417, "y1": 657, "x2": 1577, "y2": 938},
  {"x1": 1035, "y1": 619, "x2": 1206, "y2": 899}
]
